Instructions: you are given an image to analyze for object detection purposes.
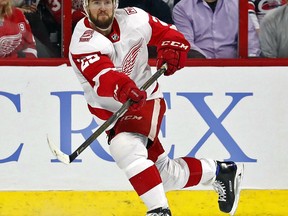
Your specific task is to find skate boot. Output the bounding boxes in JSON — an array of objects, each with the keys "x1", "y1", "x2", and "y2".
[
  {"x1": 213, "y1": 161, "x2": 244, "y2": 216},
  {"x1": 146, "y1": 207, "x2": 172, "y2": 216}
]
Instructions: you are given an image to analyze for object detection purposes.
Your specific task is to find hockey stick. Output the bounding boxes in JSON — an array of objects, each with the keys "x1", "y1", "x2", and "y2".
[{"x1": 47, "y1": 63, "x2": 167, "y2": 164}]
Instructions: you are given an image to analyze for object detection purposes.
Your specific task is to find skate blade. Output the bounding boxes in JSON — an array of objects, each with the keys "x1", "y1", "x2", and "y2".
[{"x1": 229, "y1": 163, "x2": 244, "y2": 216}]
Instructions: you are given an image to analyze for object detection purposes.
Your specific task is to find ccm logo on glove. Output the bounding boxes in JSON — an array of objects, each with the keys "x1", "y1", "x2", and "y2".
[
  {"x1": 160, "y1": 41, "x2": 190, "y2": 50},
  {"x1": 157, "y1": 39, "x2": 190, "y2": 76}
]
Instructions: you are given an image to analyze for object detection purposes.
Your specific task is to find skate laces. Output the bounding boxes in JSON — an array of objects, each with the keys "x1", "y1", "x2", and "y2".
[{"x1": 213, "y1": 180, "x2": 227, "y2": 202}]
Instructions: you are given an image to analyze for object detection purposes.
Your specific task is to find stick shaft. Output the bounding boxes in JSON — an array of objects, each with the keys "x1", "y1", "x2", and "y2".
[{"x1": 69, "y1": 64, "x2": 167, "y2": 162}]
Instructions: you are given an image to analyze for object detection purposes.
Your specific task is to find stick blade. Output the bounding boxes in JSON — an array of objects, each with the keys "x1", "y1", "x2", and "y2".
[{"x1": 47, "y1": 135, "x2": 71, "y2": 164}]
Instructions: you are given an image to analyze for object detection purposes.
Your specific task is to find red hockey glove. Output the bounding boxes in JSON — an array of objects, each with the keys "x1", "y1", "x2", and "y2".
[
  {"x1": 114, "y1": 80, "x2": 147, "y2": 111},
  {"x1": 156, "y1": 40, "x2": 190, "y2": 76}
]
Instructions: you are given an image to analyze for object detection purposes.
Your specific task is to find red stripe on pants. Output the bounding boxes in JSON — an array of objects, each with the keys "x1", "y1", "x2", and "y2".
[{"x1": 129, "y1": 165, "x2": 162, "y2": 196}]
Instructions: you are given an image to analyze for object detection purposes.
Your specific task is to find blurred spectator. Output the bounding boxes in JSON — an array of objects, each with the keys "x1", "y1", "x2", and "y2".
[
  {"x1": 27, "y1": 0, "x2": 85, "y2": 57},
  {"x1": 172, "y1": 0, "x2": 261, "y2": 58},
  {"x1": 39, "y1": 0, "x2": 85, "y2": 57},
  {"x1": 12, "y1": 0, "x2": 60, "y2": 57},
  {"x1": 0, "y1": 0, "x2": 37, "y2": 58},
  {"x1": 119, "y1": 0, "x2": 173, "y2": 24},
  {"x1": 248, "y1": 0, "x2": 285, "y2": 33},
  {"x1": 42, "y1": 0, "x2": 85, "y2": 30},
  {"x1": 259, "y1": 3, "x2": 288, "y2": 57}
]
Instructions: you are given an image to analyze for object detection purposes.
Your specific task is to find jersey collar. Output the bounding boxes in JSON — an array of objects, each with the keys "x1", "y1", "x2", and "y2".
[{"x1": 107, "y1": 19, "x2": 120, "y2": 42}]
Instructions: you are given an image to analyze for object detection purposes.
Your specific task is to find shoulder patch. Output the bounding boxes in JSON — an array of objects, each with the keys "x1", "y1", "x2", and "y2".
[
  {"x1": 80, "y1": 30, "x2": 94, "y2": 42},
  {"x1": 124, "y1": 7, "x2": 137, "y2": 15}
]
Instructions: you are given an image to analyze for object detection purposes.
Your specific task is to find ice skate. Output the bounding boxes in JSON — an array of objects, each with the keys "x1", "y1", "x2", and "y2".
[
  {"x1": 213, "y1": 161, "x2": 244, "y2": 215},
  {"x1": 146, "y1": 207, "x2": 172, "y2": 216}
]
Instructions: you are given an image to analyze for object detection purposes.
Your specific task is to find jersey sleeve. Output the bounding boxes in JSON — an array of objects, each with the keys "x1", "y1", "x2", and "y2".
[
  {"x1": 147, "y1": 14, "x2": 190, "y2": 51},
  {"x1": 15, "y1": 8, "x2": 37, "y2": 58},
  {"x1": 70, "y1": 51, "x2": 131, "y2": 98}
]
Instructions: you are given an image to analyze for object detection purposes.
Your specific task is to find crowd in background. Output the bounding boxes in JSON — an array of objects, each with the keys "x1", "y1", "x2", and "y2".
[{"x1": 0, "y1": 0, "x2": 287, "y2": 58}]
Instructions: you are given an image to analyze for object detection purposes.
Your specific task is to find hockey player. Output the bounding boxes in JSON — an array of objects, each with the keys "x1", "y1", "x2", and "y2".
[
  {"x1": 0, "y1": 0, "x2": 37, "y2": 58},
  {"x1": 69, "y1": 0, "x2": 244, "y2": 215}
]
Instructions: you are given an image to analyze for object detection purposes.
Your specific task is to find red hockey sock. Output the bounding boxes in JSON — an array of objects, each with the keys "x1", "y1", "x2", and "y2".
[
  {"x1": 182, "y1": 157, "x2": 203, "y2": 188},
  {"x1": 129, "y1": 164, "x2": 162, "y2": 196}
]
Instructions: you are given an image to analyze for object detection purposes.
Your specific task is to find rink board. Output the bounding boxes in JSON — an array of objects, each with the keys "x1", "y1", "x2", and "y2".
[
  {"x1": 0, "y1": 190, "x2": 287, "y2": 216},
  {"x1": 1, "y1": 65, "x2": 288, "y2": 215},
  {"x1": 0, "y1": 65, "x2": 288, "y2": 191}
]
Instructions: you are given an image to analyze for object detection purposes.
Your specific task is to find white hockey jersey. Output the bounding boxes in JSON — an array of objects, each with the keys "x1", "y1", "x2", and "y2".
[{"x1": 69, "y1": 7, "x2": 187, "y2": 125}]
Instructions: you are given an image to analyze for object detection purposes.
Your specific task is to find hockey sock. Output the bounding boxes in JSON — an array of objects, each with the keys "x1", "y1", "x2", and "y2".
[
  {"x1": 181, "y1": 157, "x2": 203, "y2": 188},
  {"x1": 128, "y1": 161, "x2": 168, "y2": 211}
]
